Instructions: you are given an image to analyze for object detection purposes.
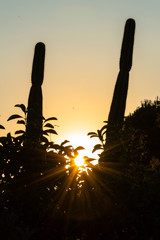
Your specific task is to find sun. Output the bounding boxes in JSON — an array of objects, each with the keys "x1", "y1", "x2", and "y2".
[
  {"x1": 65, "y1": 132, "x2": 98, "y2": 156},
  {"x1": 74, "y1": 155, "x2": 85, "y2": 167},
  {"x1": 55, "y1": 132, "x2": 100, "y2": 166}
]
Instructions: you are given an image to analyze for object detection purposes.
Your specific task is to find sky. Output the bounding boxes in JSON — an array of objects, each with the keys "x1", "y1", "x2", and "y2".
[{"x1": 1, "y1": 0, "x2": 160, "y2": 158}]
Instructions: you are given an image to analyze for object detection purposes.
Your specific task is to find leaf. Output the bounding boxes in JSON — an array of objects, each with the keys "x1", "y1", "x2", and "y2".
[
  {"x1": 15, "y1": 130, "x2": 25, "y2": 135},
  {"x1": 15, "y1": 104, "x2": 27, "y2": 114},
  {"x1": 98, "y1": 130, "x2": 103, "y2": 142},
  {"x1": 61, "y1": 140, "x2": 70, "y2": 146},
  {"x1": 17, "y1": 120, "x2": 25, "y2": 125},
  {"x1": 100, "y1": 125, "x2": 108, "y2": 132},
  {"x1": 44, "y1": 117, "x2": 57, "y2": 123},
  {"x1": 51, "y1": 144, "x2": 62, "y2": 150},
  {"x1": 74, "y1": 146, "x2": 85, "y2": 152},
  {"x1": 102, "y1": 130, "x2": 107, "y2": 136},
  {"x1": 43, "y1": 129, "x2": 58, "y2": 135},
  {"x1": 0, "y1": 125, "x2": 5, "y2": 129},
  {"x1": 73, "y1": 146, "x2": 85, "y2": 157},
  {"x1": 41, "y1": 136, "x2": 49, "y2": 143},
  {"x1": 42, "y1": 131, "x2": 49, "y2": 136},
  {"x1": 87, "y1": 132, "x2": 97, "y2": 136},
  {"x1": 92, "y1": 144, "x2": 103, "y2": 153},
  {"x1": 87, "y1": 132, "x2": 98, "y2": 138},
  {"x1": 6, "y1": 133, "x2": 12, "y2": 144},
  {"x1": 7, "y1": 114, "x2": 23, "y2": 121},
  {"x1": 44, "y1": 123, "x2": 54, "y2": 128},
  {"x1": 90, "y1": 135, "x2": 98, "y2": 139}
]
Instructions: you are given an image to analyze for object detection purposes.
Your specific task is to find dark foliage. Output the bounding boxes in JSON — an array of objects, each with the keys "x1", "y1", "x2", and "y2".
[
  {"x1": 1, "y1": 99, "x2": 160, "y2": 239},
  {"x1": 121, "y1": 98, "x2": 160, "y2": 164}
]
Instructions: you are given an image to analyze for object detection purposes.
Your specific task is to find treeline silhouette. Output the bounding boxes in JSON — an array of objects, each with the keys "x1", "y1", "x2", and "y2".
[{"x1": 0, "y1": 18, "x2": 160, "y2": 239}]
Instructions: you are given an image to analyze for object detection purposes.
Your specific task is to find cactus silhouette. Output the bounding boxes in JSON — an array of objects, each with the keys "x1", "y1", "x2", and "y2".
[
  {"x1": 26, "y1": 42, "x2": 45, "y2": 143},
  {"x1": 106, "y1": 19, "x2": 135, "y2": 146}
]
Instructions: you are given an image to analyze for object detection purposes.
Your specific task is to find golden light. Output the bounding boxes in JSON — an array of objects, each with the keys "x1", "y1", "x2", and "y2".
[
  {"x1": 74, "y1": 154, "x2": 85, "y2": 167},
  {"x1": 65, "y1": 132, "x2": 100, "y2": 160},
  {"x1": 54, "y1": 132, "x2": 101, "y2": 167}
]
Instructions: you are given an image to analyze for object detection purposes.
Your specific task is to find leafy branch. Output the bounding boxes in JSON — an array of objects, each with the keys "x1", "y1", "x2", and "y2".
[
  {"x1": 87, "y1": 121, "x2": 108, "y2": 153},
  {"x1": 7, "y1": 104, "x2": 58, "y2": 146}
]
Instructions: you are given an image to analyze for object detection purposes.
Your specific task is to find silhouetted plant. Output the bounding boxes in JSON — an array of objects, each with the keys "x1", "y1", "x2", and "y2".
[
  {"x1": 0, "y1": 132, "x2": 23, "y2": 189},
  {"x1": 125, "y1": 98, "x2": 160, "y2": 132},
  {"x1": 1, "y1": 100, "x2": 160, "y2": 240},
  {"x1": 26, "y1": 42, "x2": 45, "y2": 144},
  {"x1": 90, "y1": 98, "x2": 160, "y2": 164},
  {"x1": 1, "y1": 22, "x2": 160, "y2": 240},
  {"x1": 41, "y1": 116, "x2": 58, "y2": 146},
  {"x1": 121, "y1": 98, "x2": 160, "y2": 163},
  {"x1": 7, "y1": 104, "x2": 58, "y2": 147},
  {"x1": 7, "y1": 104, "x2": 27, "y2": 144},
  {"x1": 88, "y1": 122, "x2": 107, "y2": 153},
  {"x1": 106, "y1": 18, "x2": 135, "y2": 147},
  {"x1": 0, "y1": 124, "x2": 5, "y2": 130},
  {"x1": 50, "y1": 140, "x2": 85, "y2": 164}
]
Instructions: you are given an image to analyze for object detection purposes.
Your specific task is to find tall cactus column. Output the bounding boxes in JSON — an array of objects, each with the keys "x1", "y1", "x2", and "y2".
[
  {"x1": 105, "y1": 19, "x2": 135, "y2": 151},
  {"x1": 26, "y1": 42, "x2": 45, "y2": 144}
]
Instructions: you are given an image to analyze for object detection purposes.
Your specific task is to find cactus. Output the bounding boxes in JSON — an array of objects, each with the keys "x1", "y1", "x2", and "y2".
[
  {"x1": 106, "y1": 19, "x2": 135, "y2": 146},
  {"x1": 26, "y1": 42, "x2": 45, "y2": 144}
]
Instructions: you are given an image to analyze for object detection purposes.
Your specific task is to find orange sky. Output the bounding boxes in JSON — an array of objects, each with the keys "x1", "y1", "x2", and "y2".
[{"x1": 1, "y1": 0, "x2": 160, "y2": 158}]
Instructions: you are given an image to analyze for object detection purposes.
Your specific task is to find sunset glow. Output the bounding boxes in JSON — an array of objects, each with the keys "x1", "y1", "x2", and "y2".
[
  {"x1": 65, "y1": 132, "x2": 100, "y2": 160},
  {"x1": 1, "y1": 1, "x2": 160, "y2": 238},
  {"x1": 74, "y1": 155, "x2": 85, "y2": 167}
]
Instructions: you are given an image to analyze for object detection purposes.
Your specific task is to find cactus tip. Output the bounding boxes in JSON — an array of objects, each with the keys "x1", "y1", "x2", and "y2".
[
  {"x1": 126, "y1": 18, "x2": 136, "y2": 26},
  {"x1": 35, "y1": 42, "x2": 45, "y2": 52}
]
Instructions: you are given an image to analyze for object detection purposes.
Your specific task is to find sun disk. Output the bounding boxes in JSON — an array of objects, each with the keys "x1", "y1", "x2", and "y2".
[{"x1": 74, "y1": 155, "x2": 85, "y2": 167}]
